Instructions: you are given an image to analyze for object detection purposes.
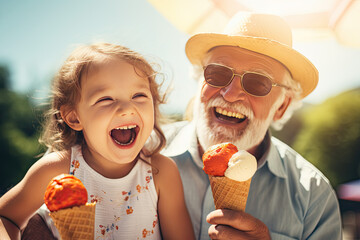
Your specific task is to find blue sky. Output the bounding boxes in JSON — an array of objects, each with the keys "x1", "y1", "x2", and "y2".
[{"x1": 1, "y1": 0, "x2": 360, "y2": 114}]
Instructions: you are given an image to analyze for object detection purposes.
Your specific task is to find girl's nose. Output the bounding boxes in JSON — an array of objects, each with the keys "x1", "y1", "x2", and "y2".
[
  {"x1": 220, "y1": 75, "x2": 247, "y2": 102},
  {"x1": 116, "y1": 101, "x2": 135, "y2": 116}
]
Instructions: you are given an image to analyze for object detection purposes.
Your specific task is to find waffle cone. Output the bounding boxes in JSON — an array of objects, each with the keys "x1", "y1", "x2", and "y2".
[
  {"x1": 209, "y1": 175, "x2": 251, "y2": 211},
  {"x1": 49, "y1": 202, "x2": 96, "y2": 240}
]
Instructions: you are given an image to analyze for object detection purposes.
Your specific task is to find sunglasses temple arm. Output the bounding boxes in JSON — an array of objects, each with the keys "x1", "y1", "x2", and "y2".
[{"x1": 273, "y1": 83, "x2": 292, "y2": 90}]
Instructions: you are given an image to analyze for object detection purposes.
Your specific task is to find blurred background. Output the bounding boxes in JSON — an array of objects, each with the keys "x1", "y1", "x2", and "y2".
[{"x1": 1, "y1": 0, "x2": 359, "y2": 238}]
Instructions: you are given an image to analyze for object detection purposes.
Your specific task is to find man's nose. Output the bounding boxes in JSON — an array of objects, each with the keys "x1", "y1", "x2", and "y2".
[{"x1": 219, "y1": 75, "x2": 247, "y2": 102}]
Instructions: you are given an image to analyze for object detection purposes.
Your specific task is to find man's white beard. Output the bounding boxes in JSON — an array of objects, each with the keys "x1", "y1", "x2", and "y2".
[{"x1": 195, "y1": 95, "x2": 284, "y2": 151}]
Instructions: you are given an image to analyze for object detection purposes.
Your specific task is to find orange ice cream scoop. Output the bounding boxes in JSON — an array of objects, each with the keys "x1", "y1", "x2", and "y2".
[
  {"x1": 44, "y1": 174, "x2": 88, "y2": 212},
  {"x1": 202, "y1": 142, "x2": 238, "y2": 176}
]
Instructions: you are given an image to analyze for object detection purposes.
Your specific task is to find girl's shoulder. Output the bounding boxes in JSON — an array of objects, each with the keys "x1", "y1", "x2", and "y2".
[
  {"x1": 150, "y1": 153, "x2": 177, "y2": 172},
  {"x1": 150, "y1": 153, "x2": 181, "y2": 194},
  {"x1": 21, "y1": 150, "x2": 72, "y2": 189},
  {"x1": 33, "y1": 150, "x2": 71, "y2": 173}
]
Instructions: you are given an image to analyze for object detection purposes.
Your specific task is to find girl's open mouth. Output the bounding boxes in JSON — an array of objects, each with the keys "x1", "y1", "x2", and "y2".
[{"x1": 110, "y1": 125, "x2": 140, "y2": 146}]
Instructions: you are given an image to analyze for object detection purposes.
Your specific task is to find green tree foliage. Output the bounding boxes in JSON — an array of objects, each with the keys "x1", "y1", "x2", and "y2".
[
  {"x1": 293, "y1": 89, "x2": 360, "y2": 187},
  {"x1": 0, "y1": 65, "x2": 45, "y2": 195}
]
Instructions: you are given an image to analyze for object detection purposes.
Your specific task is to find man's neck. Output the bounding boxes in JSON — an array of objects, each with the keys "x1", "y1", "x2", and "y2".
[
  {"x1": 197, "y1": 140, "x2": 205, "y2": 159},
  {"x1": 247, "y1": 138, "x2": 267, "y2": 161}
]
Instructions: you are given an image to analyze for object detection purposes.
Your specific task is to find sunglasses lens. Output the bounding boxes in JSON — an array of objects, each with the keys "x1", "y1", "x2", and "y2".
[
  {"x1": 242, "y1": 73, "x2": 272, "y2": 96},
  {"x1": 204, "y1": 64, "x2": 233, "y2": 87}
]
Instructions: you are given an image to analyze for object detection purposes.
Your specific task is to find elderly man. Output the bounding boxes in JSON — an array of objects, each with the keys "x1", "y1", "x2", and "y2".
[{"x1": 162, "y1": 12, "x2": 342, "y2": 239}]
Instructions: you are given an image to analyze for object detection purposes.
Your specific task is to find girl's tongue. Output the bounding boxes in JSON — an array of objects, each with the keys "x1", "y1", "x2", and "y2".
[{"x1": 111, "y1": 127, "x2": 137, "y2": 146}]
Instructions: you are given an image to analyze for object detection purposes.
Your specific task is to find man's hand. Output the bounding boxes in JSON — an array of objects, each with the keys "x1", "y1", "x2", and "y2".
[{"x1": 207, "y1": 209, "x2": 271, "y2": 240}]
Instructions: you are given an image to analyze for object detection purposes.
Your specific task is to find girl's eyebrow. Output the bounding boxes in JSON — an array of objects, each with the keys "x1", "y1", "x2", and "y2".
[
  {"x1": 136, "y1": 82, "x2": 151, "y2": 90},
  {"x1": 87, "y1": 81, "x2": 150, "y2": 100},
  {"x1": 87, "y1": 87, "x2": 107, "y2": 100}
]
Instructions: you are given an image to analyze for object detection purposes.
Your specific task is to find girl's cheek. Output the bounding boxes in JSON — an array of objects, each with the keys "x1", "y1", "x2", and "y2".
[{"x1": 201, "y1": 82, "x2": 220, "y2": 102}]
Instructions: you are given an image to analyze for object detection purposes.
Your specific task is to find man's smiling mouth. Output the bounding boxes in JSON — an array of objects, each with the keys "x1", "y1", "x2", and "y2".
[
  {"x1": 110, "y1": 125, "x2": 139, "y2": 146},
  {"x1": 213, "y1": 107, "x2": 247, "y2": 124}
]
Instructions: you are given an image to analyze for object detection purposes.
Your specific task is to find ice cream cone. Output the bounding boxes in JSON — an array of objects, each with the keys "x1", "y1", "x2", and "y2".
[
  {"x1": 209, "y1": 175, "x2": 251, "y2": 211},
  {"x1": 50, "y1": 202, "x2": 96, "y2": 240}
]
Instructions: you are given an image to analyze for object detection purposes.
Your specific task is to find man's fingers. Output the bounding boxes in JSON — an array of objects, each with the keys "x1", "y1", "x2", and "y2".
[
  {"x1": 206, "y1": 209, "x2": 262, "y2": 232},
  {"x1": 208, "y1": 224, "x2": 245, "y2": 240},
  {"x1": 207, "y1": 209, "x2": 271, "y2": 240},
  {"x1": 208, "y1": 225, "x2": 237, "y2": 240},
  {"x1": 208, "y1": 224, "x2": 220, "y2": 240}
]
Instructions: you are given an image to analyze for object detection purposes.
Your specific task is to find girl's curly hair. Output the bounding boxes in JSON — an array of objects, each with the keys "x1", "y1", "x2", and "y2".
[{"x1": 40, "y1": 42, "x2": 167, "y2": 157}]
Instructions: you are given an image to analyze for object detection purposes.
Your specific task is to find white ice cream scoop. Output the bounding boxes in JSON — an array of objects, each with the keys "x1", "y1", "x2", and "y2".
[{"x1": 224, "y1": 150, "x2": 257, "y2": 181}]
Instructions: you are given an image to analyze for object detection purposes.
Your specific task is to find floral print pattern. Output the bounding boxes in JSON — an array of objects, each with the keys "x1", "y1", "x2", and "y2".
[{"x1": 69, "y1": 149, "x2": 160, "y2": 240}]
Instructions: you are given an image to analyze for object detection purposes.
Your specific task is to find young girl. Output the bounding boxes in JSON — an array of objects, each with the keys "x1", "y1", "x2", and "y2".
[{"x1": 0, "y1": 43, "x2": 195, "y2": 240}]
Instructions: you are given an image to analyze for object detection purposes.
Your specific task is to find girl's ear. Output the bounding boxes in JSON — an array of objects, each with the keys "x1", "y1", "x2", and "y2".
[
  {"x1": 273, "y1": 95, "x2": 292, "y2": 121},
  {"x1": 60, "y1": 106, "x2": 83, "y2": 131}
]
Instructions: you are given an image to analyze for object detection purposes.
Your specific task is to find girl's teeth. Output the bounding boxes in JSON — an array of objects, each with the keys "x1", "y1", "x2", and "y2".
[{"x1": 115, "y1": 125, "x2": 136, "y2": 130}]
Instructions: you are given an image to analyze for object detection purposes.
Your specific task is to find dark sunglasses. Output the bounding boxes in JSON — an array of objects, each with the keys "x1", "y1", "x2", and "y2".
[{"x1": 203, "y1": 63, "x2": 290, "y2": 97}]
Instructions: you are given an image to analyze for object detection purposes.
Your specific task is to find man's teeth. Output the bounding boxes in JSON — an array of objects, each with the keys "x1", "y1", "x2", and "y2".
[
  {"x1": 215, "y1": 107, "x2": 245, "y2": 119},
  {"x1": 115, "y1": 125, "x2": 137, "y2": 130}
]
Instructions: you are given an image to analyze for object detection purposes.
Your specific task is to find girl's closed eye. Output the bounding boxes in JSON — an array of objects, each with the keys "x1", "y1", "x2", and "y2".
[
  {"x1": 133, "y1": 92, "x2": 149, "y2": 99},
  {"x1": 95, "y1": 97, "x2": 113, "y2": 104}
]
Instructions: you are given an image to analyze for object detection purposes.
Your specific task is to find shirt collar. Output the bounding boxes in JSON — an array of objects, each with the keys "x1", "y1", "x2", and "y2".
[
  {"x1": 163, "y1": 121, "x2": 205, "y2": 169},
  {"x1": 259, "y1": 131, "x2": 287, "y2": 179}
]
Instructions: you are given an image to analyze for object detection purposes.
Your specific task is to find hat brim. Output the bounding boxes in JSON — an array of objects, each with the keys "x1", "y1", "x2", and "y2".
[{"x1": 185, "y1": 33, "x2": 318, "y2": 99}]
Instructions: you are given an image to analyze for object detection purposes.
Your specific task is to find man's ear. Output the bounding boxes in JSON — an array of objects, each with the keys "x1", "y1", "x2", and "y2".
[
  {"x1": 273, "y1": 95, "x2": 292, "y2": 121},
  {"x1": 60, "y1": 106, "x2": 83, "y2": 131}
]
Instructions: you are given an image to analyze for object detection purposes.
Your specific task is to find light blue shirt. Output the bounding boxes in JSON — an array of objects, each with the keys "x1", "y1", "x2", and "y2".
[{"x1": 162, "y1": 121, "x2": 342, "y2": 240}]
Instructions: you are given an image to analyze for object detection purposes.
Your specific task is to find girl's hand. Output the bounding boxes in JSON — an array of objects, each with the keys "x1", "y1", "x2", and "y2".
[{"x1": 207, "y1": 209, "x2": 271, "y2": 240}]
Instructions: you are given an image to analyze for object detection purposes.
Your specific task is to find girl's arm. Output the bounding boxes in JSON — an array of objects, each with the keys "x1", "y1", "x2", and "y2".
[
  {"x1": 152, "y1": 154, "x2": 195, "y2": 240},
  {"x1": 0, "y1": 151, "x2": 70, "y2": 239},
  {"x1": 0, "y1": 217, "x2": 20, "y2": 240}
]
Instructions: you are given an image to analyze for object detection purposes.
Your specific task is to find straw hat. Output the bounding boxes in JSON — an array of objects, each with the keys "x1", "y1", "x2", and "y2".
[{"x1": 185, "y1": 12, "x2": 318, "y2": 98}]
